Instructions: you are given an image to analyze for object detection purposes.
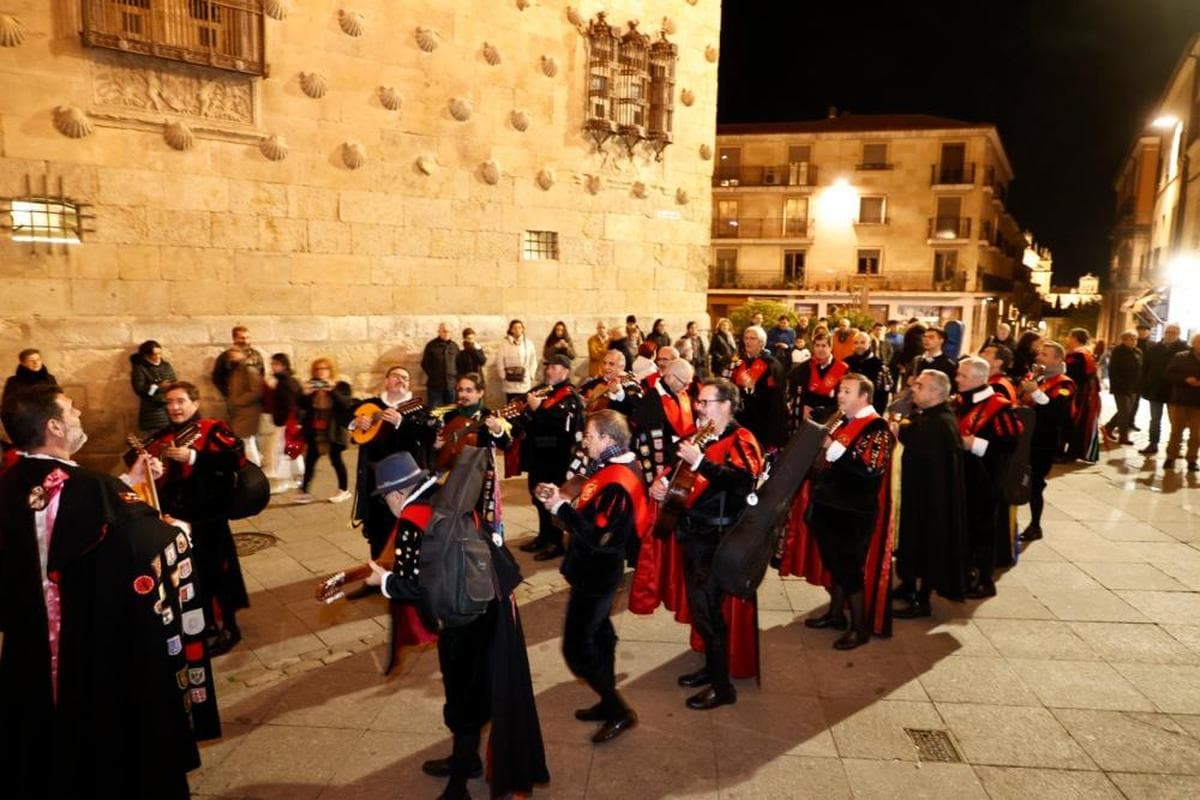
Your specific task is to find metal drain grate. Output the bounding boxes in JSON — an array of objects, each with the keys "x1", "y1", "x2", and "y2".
[
  {"x1": 904, "y1": 728, "x2": 962, "y2": 763},
  {"x1": 233, "y1": 531, "x2": 278, "y2": 556}
]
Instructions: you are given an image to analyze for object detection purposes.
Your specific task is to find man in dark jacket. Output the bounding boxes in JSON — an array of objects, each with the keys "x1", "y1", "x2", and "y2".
[
  {"x1": 2, "y1": 348, "x2": 56, "y2": 407},
  {"x1": 1139, "y1": 323, "x2": 1188, "y2": 455},
  {"x1": 1164, "y1": 333, "x2": 1200, "y2": 472},
  {"x1": 421, "y1": 322, "x2": 460, "y2": 406},
  {"x1": 1103, "y1": 330, "x2": 1143, "y2": 445},
  {"x1": 455, "y1": 327, "x2": 487, "y2": 388}
]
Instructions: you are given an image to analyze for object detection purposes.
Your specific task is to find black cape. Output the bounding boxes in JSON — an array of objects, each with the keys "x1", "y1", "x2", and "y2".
[
  {"x1": 0, "y1": 456, "x2": 200, "y2": 798},
  {"x1": 895, "y1": 403, "x2": 969, "y2": 600}
]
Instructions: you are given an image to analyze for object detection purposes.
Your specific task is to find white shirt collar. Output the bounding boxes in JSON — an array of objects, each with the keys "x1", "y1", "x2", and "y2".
[
  {"x1": 19, "y1": 451, "x2": 78, "y2": 467},
  {"x1": 608, "y1": 451, "x2": 636, "y2": 464},
  {"x1": 382, "y1": 390, "x2": 413, "y2": 408},
  {"x1": 971, "y1": 386, "x2": 995, "y2": 403},
  {"x1": 923, "y1": 350, "x2": 944, "y2": 360},
  {"x1": 852, "y1": 405, "x2": 877, "y2": 420}
]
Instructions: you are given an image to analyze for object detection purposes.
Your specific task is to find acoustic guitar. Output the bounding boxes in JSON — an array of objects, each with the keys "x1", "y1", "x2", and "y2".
[
  {"x1": 315, "y1": 525, "x2": 397, "y2": 603},
  {"x1": 351, "y1": 397, "x2": 424, "y2": 444},
  {"x1": 651, "y1": 420, "x2": 718, "y2": 539},
  {"x1": 125, "y1": 423, "x2": 202, "y2": 510},
  {"x1": 433, "y1": 400, "x2": 525, "y2": 470}
]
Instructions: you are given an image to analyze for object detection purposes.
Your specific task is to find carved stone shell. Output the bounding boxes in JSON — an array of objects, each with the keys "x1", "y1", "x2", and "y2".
[
  {"x1": 661, "y1": 16, "x2": 676, "y2": 35},
  {"x1": 262, "y1": 0, "x2": 290, "y2": 21},
  {"x1": 448, "y1": 97, "x2": 472, "y2": 122},
  {"x1": 586, "y1": 175, "x2": 602, "y2": 195},
  {"x1": 52, "y1": 106, "x2": 93, "y2": 139},
  {"x1": 699, "y1": 144, "x2": 712, "y2": 160},
  {"x1": 516, "y1": 0, "x2": 530, "y2": 9},
  {"x1": 378, "y1": 86, "x2": 402, "y2": 111},
  {"x1": 416, "y1": 155, "x2": 437, "y2": 175},
  {"x1": 676, "y1": 188, "x2": 689, "y2": 205},
  {"x1": 300, "y1": 71, "x2": 328, "y2": 99},
  {"x1": 705, "y1": 44, "x2": 718, "y2": 63},
  {"x1": 566, "y1": 7, "x2": 583, "y2": 27},
  {"x1": 164, "y1": 120, "x2": 195, "y2": 151},
  {"x1": 480, "y1": 161, "x2": 500, "y2": 185},
  {"x1": 536, "y1": 169, "x2": 554, "y2": 190},
  {"x1": 338, "y1": 9, "x2": 365, "y2": 37},
  {"x1": 540, "y1": 55, "x2": 558, "y2": 77},
  {"x1": 687, "y1": 0, "x2": 698, "y2": 5},
  {"x1": 631, "y1": 181, "x2": 647, "y2": 199},
  {"x1": 680, "y1": 89, "x2": 695, "y2": 107},
  {"x1": 482, "y1": 42, "x2": 501, "y2": 65},
  {"x1": 415, "y1": 26, "x2": 439, "y2": 52},
  {"x1": 510, "y1": 109, "x2": 530, "y2": 132},
  {"x1": 0, "y1": 13, "x2": 27, "y2": 47},
  {"x1": 342, "y1": 141, "x2": 366, "y2": 169},
  {"x1": 260, "y1": 134, "x2": 288, "y2": 161}
]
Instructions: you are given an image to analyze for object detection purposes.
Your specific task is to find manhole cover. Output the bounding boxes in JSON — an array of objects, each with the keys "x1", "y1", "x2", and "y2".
[
  {"x1": 234, "y1": 531, "x2": 278, "y2": 556},
  {"x1": 904, "y1": 728, "x2": 962, "y2": 763}
]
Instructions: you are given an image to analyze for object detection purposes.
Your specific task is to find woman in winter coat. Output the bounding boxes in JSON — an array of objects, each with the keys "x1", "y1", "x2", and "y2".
[
  {"x1": 647, "y1": 318, "x2": 672, "y2": 350},
  {"x1": 3, "y1": 348, "x2": 57, "y2": 408},
  {"x1": 295, "y1": 356, "x2": 353, "y2": 504},
  {"x1": 543, "y1": 320, "x2": 576, "y2": 364},
  {"x1": 128, "y1": 340, "x2": 176, "y2": 436},
  {"x1": 500, "y1": 319, "x2": 539, "y2": 401},
  {"x1": 709, "y1": 317, "x2": 738, "y2": 378},
  {"x1": 266, "y1": 353, "x2": 305, "y2": 493}
]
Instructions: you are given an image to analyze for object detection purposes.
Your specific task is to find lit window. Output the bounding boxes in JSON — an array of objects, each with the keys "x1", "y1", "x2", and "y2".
[
  {"x1": 523, "y1": 230, "x2": 559, "y2": 261},
  {"x1": 8, "y1": 199, "x2": 83, "y2": 245}
]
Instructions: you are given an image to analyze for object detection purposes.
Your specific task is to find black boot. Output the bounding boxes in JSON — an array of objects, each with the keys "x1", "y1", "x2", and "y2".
[
  {"x1": 805, "y1": 585, "x2": 848, "y2": 630},
  {"x1": 893, "y1": 584, "x2": 932, "y2": 619},
  {"x1": 834, "y1": 591, "x2": 870, "y2": 650}
]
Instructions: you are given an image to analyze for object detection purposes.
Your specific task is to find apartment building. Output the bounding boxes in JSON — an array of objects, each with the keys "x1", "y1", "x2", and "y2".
[{"x1": 707, "y1": 114, "x2": 1034, "y2": 345}]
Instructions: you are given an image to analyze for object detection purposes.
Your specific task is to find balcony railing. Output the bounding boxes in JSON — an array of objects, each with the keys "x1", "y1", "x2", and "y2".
[
  {"x1": 712, "y1": 163, "x2": 818, "y2": 188},
  {"x1": 712, "y1": 216, "x2": 810, "y2": 239},
  {"x1": 708, "y1": 267, "x2": 804, "y2": 290},
  {"x1": 82, "y1": 0, "x2": 266, "y2": 76},
  {"x1": 982, "y1": 166, "x2": 1009, "y2": 204},
  {"x1": 931, "y1": 163, "x2": 976, "y2": 185},
  {"x1": 928, "y1": 216, "x2": 972, "y2": 240}
]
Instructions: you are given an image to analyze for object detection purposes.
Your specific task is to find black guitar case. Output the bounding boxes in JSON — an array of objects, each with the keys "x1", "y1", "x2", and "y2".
[
  {"x1": 1002, "y1": 405, "x2": 1035, "y2": 506},
  {"x1": 714, "y1": 419, "x2": 827, "y2": 598}
]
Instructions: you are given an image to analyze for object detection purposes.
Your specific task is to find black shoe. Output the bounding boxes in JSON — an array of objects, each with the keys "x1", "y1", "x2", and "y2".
[
  {"x1": 677, "y1": 668, "x2": 712, "y2": 688},
  {"x1": 1139, "y1": 445, "x2": 1158, "y2": 455},
  {"x1": 1118, "y1": 438, "x2": 1135, "y2": 445},
  {"x1": 965, "y1": 581, "x2": 997, "y2": 599},
  {"x1": 1189, "y1": 461, "x2": 1199, "y2": 473},
  {"x1": 343, "y1": 582, "x2": 380, "y2": 600},
  {"x1": 685, "y1": 685, "x2": 737, "y2": 710},
  {"x1": 1018, "y1": 525, "x2": 1042, "y2": 542},
  {"x1": 892, "y1": 600, "x2": 932, "y2": 619},
  {"x1": 436, "y1": 780, "x2": 471, "y2": 800},
  {"x1": 1164, "y1": 459, "x2": 1178, "y2": 470},
  {"x1": 803, "y1": 611, "x2": 848, "y2": 630},
  {"x1": 421, "y1": 756, "x2": 482, "y2": 780},
  {"x1": 518, "y1": 540, "x2": 548, "y2": 553},
  {"x1": 575, "y1": 703, "x2": 606, "y2": 722},
  {"x1": 533, "y1": 544, "x2": 565, "y2": 561},
  {"x1": 1130, "y1": 424, "x2": 1141, "y2": 431},
  {"x1": 592, "y1": 710, "x2": 638, "y2": 743},
  {"x1": 833, "y1": 628, "x2": 870, "y2": 650},
  {"x1": 207, "y1": 626, "x2": 242, "y2": 656}
]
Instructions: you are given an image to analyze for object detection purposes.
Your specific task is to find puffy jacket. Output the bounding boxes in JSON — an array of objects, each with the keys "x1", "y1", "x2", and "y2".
[
  {"x1": 1106, "y1": 344, "x2": 1142, "y2": 394},
  {"x1": 129, "y1": 354, "x2": 177, "y2": 433}
]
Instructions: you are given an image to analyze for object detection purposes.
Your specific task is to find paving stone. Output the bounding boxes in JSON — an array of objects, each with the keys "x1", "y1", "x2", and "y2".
[
  {"x1": 973, "y1": 766, "x2": 1124, "y2": 799},
  {"x1": 1052, "y1": 708, "x2": 1200, "y2": 773},
  {"x1": 936, "y1": 703, "x2": 1094, "y2": 769},
  {"x1": 840, "y1": 759, "x2": 988, "y2": 800}
]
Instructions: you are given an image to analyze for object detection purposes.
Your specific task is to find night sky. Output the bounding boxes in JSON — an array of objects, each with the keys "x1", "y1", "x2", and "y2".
[{"x1": 717, "y1": 1, "x2": 1200, "y2": 287}]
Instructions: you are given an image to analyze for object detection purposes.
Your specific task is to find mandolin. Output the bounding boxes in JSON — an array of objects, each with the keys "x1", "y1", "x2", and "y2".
[
  {"x1": 651, "y1": 420, "x2": 719, "y2": 539},
  {"x1": 433, "y1": 401, "x2": 525, "y2": 470},
  {"x1": 351, "y1": 397, "x2": 424, "y2": 444}
]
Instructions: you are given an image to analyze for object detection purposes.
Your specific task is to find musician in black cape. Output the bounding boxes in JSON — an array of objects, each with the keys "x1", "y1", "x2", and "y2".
[
  {"x1": 0, "y1": 385, "x2": 200, "y2": 798},
  {"x1": 892, "y1": 371, "x2": 969, "y2": 617},
  {"x1": 365, "y1": 451, "x2": 548, "y2": 800}
]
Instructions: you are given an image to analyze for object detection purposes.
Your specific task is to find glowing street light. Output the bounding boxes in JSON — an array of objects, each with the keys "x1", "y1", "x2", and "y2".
[{"x1": 1152, "y1": 114, "x2": 1181, "y2": 129}]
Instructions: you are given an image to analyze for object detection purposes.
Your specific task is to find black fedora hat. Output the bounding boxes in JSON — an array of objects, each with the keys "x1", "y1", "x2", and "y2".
[{"x1": 372, "y1": 452, "x2": 426, "y2": 496}]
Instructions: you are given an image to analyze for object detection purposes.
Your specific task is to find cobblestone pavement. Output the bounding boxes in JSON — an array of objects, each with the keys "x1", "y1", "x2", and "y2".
[{"x1": 195, "y1": 416, "x2": 1200, "y2": 799}]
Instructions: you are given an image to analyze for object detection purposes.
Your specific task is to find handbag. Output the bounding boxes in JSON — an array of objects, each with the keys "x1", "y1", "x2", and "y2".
[
  {"x1": 504, "y1": 366, "x2": 526, "y2": 383},
  {"x1": 283, "y1": 413, "x2": 305, "y2": 459}
]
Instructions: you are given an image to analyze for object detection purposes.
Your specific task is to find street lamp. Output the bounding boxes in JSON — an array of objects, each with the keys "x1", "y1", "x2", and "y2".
[{"x1": 1152, "y1": 114, "x2": 1180, "y2": 129}]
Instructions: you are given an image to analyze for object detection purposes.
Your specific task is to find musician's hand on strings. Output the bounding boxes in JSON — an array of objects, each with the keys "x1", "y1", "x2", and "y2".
[
  {"x1": 352, "y1": 415, "x2": 372, "y2": 432},
  {"x1": 162, "y1": 446, "x2": 192, "y2": 463},
  {"x1": 526, "y1": 391, "x2": 543, "y2": 411},
  {"x1": 433, "y1": 434, "x2": 445, "y2": 450},
  {"x1": 147, "y1": 456, "x2": 164, "y2": 480},
  {"x1": 380, "y1": 407, "x2": 403, "y2": 426},
  {"x1": 961, "y1": 435, "x2": 976, "y2": 451},
  {"x1": 649, "y1": 477, "x2": 669, "y2": 503},
  {"x1": 485, "y1": 415, "x2": 502, "y2": 434},
  {"x1": 537, "y1": 485, "x2": 563, "y2": 510},
  {"x1": 677, "y1": 440, "x2": 702, "y2": 466},
  {"x1": 365, "y1": 560, "x2": 388, "y2": 587}
]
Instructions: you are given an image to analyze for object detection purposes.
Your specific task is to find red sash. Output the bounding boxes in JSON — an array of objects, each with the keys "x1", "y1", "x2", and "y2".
[
  {"x1": 149, "y1": 418, "x2": 239, "y2": 482},
  {"x1": 807, "y1": 359, "x2": 848, "y2": 397},
  {"x1": 830, "y1": 411, "x2": 878, "y2": 448},
  {"x1": 988, "y1": 375, "x2": 1018, "y2": 404},
  {"x1": 540, "y1": 383, "x2": 574, "y2": 410},
  {"x1": 957, "y1": 393, "x2": 1010, "y2": 437},
  {"x1": 660, "y1": 386, "x2": 695, "y2": 437},
  {"x1": 1070, "y1": 348, "x2": 1097, "y2": 377},
  {"x1": 577, "y1": 463, "x2": 653, "y2": 538},
  {"x1": 686, "y1": 427, "x2": 763, "y2": 505},
  {"x1": 1035, "y1": 373, "x2": 1075, "y2": 400},
  {"x1": 731, "y1": 357, "x2": 769, "y2": 389}
]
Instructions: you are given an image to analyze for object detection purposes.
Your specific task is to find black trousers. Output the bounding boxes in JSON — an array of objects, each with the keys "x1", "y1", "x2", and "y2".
[
  {"x1": 363, "y1": 496, "x2": 394, "y2": 560},
  {"x1": 681, "y1": 534, "x2": 730, "y2": 689},
  {"x1": 810, "y1": 504, "x2": 872, "y2": 593},
  {"x1": 301, "y1": 441, "x2": 347, "y2": 492},
  {"x1": 438, "y1": 602, "x2": 496, "y2": 737},
  {"x1": 1029, "y1": 452, "x2": 1053, "y2": 527},
  {"x1": 562, "y1": 585, "x2": 625, "y2": 718}
]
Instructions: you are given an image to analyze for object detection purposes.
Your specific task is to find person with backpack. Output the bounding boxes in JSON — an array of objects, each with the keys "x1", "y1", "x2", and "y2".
[
  {"x1": 365, "y1": 450, "x2": 548, "y2": 800},
  {"x1": 537, "y1": 410, "x2": 648, "y2": 745}
]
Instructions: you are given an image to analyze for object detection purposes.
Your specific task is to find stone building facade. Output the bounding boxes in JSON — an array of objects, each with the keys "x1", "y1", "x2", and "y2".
[
  {"x1": 706, "y1": 114, "x2": 1035, "y2": 347},
  {"x1": 0, "y1": 1, "x2": 721, "y2": 466}
]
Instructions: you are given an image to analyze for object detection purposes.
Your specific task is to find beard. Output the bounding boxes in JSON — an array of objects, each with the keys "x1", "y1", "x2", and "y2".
[{"x1": 66, "y1": 428, "x2": 88, "y2": 456}]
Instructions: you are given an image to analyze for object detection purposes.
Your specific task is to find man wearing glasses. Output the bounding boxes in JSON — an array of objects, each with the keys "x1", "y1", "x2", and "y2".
[{"x1": 649, "y1": 378, "x2": 763, "y2": 710}]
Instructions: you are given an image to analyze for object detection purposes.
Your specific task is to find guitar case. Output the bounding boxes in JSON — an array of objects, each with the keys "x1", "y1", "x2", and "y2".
[
  {"x1": 714, "y1": 419, "x2": 826, "y2": 599},
  {"x1": 1003, "y1": 405, "x2": 1035, "y2": 506},
  {"x1": 228, "y1": 462, "x2": 271, "y2": 520}
]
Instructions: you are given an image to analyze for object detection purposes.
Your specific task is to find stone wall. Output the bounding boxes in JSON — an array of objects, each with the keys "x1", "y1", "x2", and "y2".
[{"x1": 0, "y1": 1, "x2": 721, "y2": 467}]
